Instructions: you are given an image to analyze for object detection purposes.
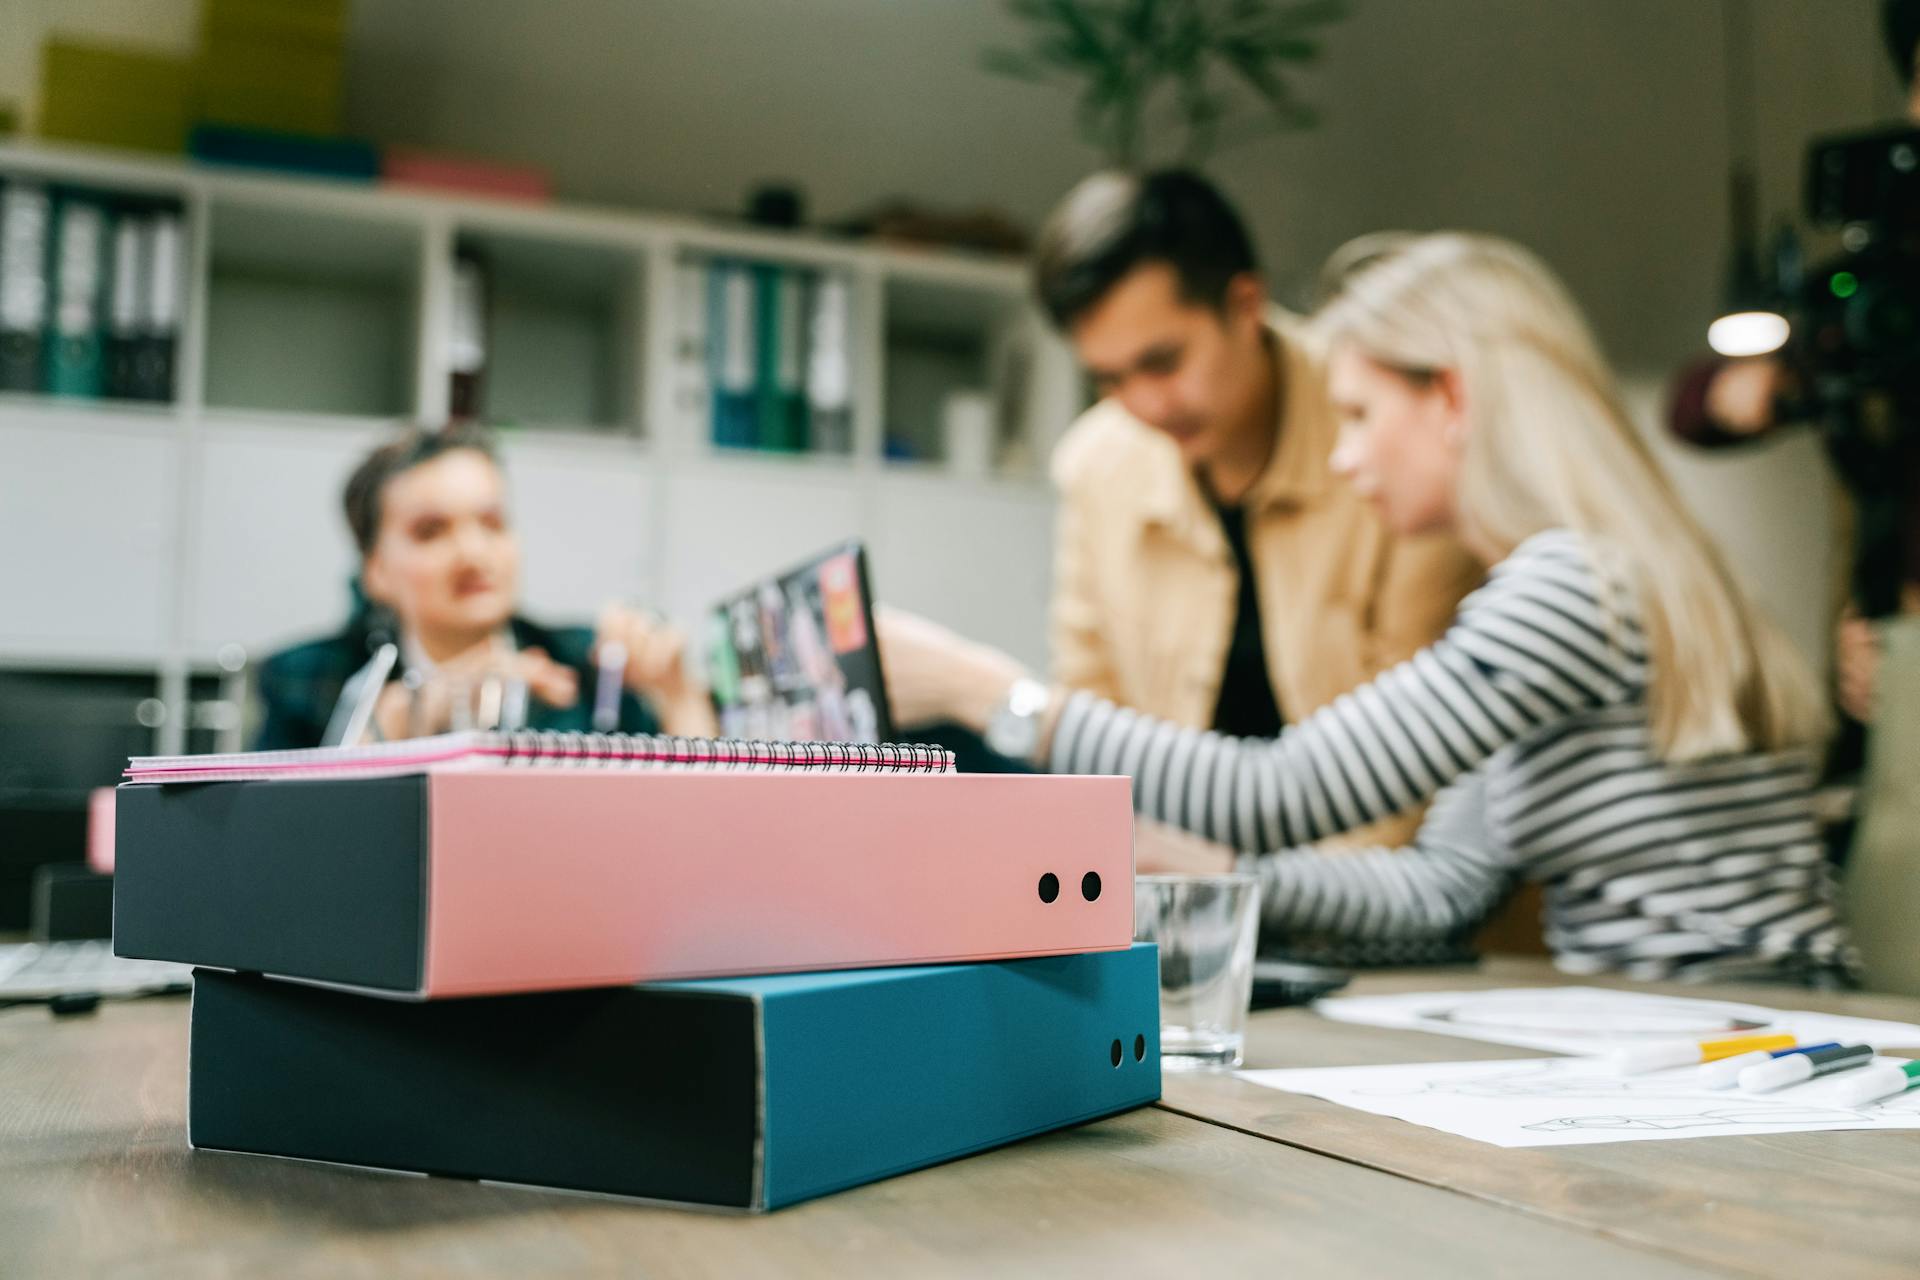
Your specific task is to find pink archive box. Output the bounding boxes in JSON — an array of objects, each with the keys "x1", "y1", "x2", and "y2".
[{"x1": 113, "y1": 768, "x2": 1136, "y2": 998}]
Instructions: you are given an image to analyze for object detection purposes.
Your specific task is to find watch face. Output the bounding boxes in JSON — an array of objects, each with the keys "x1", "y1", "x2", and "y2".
[{"x1": 987, "y1": 711, "x2": 1039, "y2": 761}]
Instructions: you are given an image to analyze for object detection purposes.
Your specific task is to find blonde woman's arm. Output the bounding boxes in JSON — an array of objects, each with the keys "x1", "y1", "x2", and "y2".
[{"x1": 1047, "y1": 531, "x2": 1640, "y2": 853}]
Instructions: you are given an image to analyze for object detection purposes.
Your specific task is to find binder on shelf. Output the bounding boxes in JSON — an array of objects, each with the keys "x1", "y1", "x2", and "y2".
[
  {"x1": 188, "y1": 945, "x2": 1162, "y2": 1210},
  {"x1": 672, "y1": 259, "x2": 710, "y2": 444},
  {"x1": 807, "y1": 271, "x2": 855, "y2": 454},
  {"x1": 114, "y1": 744, "x2": 1134, "y2": 997},
  {"x1": 132, "y1": 210, "x2": 184, "y2": 402},
  {"x1": 0, "y1": 181, "x2": 50, "y2": 393},
  {"x1": 44, "y1": 190, "x2": 109, "y2": 398},
  {"x1": 105, "y1": 206, "x2": 147, "y2": 399},
  {"x1": 447, "y1": 245, "x2": 488, "y2": 419},
  {"x1": 753, "y1": 264, "x2": 809, "y2": 451},
  {"x1": 707, "y1": 260, "x2": 757, "y2": 448}
]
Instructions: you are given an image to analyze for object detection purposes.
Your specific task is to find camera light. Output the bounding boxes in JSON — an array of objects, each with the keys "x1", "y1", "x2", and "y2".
[{"x1": 1707, "y1": 310, "x2": 1790, "y2": 357}]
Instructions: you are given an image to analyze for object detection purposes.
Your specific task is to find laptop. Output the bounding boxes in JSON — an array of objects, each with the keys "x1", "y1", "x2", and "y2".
[{"x1": 706, "y1": 541, "x2": 893, "y2": 744}]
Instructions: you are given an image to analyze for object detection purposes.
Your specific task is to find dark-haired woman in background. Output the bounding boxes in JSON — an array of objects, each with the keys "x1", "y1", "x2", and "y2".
[{"x1": 256, "y1": 424, "x2": 714, "y2": 749}]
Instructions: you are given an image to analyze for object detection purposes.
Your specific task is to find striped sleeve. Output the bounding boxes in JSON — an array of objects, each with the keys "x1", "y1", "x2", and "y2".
[
  {"x1": 1047, "y1": 531, "x2": 1643, "y2": 853},
  {"x1": 1249, "y1": 769, "x2": 1513, "y2": 938}
]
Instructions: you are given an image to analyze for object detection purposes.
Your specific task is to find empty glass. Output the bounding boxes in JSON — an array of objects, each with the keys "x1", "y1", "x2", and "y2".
[{"x1": 1135, "y1": 873, "x2": 1261, "y2": 1069}]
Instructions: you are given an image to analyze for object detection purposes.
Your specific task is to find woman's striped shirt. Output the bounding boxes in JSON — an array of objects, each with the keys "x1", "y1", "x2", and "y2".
[{"x1": 1050, "y1": 529, "x2": 1851, "y2": 980}]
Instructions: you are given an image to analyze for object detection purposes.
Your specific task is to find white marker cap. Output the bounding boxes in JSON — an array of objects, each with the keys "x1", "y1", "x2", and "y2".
[
  {"x1": 1824, "y1": 1062, "x2": 1915, "y2": 1109},
  {"x1": 1739, "y1": 1053, "x2": 1817, "y2": 1093},
  {"x1": 1698, "y1": 1050, "x2": 1772, "y2": 1089},
  {"x1": 1612, "y1": 1042, "x2": 1700, "y2": 1074}
]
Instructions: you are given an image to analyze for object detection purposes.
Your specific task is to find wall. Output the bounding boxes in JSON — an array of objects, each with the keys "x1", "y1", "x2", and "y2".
[{"x1": 4, "y1": 0, "x2": 1909, "y2": 667}]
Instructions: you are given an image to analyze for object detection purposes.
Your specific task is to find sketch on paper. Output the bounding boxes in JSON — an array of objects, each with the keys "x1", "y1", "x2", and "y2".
[
  {"x1": 1311, "y1": 986, "x2": 1920, "y2": 1057},
  {"x1": 1239, "y1": 1055, "x2": 1920, "y2": 1148}
]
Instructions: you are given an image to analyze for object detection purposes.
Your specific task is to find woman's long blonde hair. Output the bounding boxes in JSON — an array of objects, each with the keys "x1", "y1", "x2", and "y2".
[{"x1": 1316, "y1": 232, "x2": 1826, "y2": 760}]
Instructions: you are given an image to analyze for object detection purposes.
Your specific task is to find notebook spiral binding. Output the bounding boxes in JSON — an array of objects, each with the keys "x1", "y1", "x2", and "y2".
[{"x1": 496, "y1": 730, "x2": 955, "y2": 773}]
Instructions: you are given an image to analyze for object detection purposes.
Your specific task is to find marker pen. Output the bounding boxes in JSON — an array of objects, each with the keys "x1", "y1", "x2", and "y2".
[
  {"x1": 1738, "y1": 1043, "x2": 1874, "y2": 1092},
  {"x1": 592, "y1": 640, "x2": 628, "y2": 732},
  {"x1": 1823, "y1": 1059, "x2": 1920, "y2": 1109},
  {"x1": 1614, "y1": 1032, "x2": 1797, "y2": 1075}
]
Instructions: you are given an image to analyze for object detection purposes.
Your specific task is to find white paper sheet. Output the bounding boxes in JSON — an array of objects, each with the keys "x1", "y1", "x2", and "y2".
[
  {"x1": 1239, "y1": 1055, "x2": 1920, "y2": 1147},
  {"x1": 1312, "y1": 986, "x2": 1920, "y2": 1055}
]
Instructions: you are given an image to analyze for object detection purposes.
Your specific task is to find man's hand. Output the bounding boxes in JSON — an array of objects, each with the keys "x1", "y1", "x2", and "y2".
[
  {"x1": 1704, "y1": 358, "x2": 1786, "y2": 436},
  {"x1": 1837, "y1": 606, "x2": 1883, "y2": 724}
]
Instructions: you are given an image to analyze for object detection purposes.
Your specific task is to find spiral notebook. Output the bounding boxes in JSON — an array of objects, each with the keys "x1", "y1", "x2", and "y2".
[{"x1": 123, "y1": 730, "x2": 955, "y2": 785}]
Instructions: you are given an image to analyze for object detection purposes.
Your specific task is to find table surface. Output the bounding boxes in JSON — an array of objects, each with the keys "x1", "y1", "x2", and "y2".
[{"x1": 4, "y1": 958, "x2": 1915, "y2": 1278}]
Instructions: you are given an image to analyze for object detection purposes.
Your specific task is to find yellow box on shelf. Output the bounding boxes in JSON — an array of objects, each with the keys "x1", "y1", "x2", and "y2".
[{"x1": 39, "y1": 41, "x2": 194, "y2": 153}]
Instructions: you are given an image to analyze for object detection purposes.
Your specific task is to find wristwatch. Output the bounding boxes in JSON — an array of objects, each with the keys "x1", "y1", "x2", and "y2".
[{"x1": 986, "y1": 677, "x2": 1051, "y2": 763}]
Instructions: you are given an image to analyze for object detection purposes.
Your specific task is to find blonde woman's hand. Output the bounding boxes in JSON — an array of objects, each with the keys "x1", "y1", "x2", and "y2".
[
  {"x1": 1134, "y1": 815, "x2": 1237, "y2": 875},
  {"x1": 875, "y1": 605, "x2": 1029, "y2": 732}
]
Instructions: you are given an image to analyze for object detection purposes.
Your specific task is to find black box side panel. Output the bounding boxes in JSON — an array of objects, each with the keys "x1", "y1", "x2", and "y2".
[
  {"x1": 189, "y1": 971, "x2": 761, "y2": 1208},
  {"x1": 115, "y1": 778, "x2": 427, "y2": 991}
]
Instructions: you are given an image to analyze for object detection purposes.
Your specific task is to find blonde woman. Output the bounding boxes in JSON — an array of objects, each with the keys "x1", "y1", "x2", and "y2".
[{"x1": 882, "y1": 232, "x2": 1852, "y2": 982}]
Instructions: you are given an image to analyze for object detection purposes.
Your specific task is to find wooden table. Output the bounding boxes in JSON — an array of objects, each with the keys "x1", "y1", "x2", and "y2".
[
  {"x1": 3, "y1": 960, "x2": 1914, "y2": 1278},
  {"x1": 1164, "y1": 958, "x2": 1920, "y2": 1280}
]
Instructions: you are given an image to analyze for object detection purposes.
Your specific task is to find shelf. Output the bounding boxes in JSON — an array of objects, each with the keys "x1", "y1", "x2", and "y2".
[
  {"x1": 203, "y1": 198, "x2": 423, "y2": 418},
  {"x1": 696, "y1": 441, "x2": 864, "y2": 474},
  {"x1": 881, "y1": 275, "x2": 1032, "y2": 471},
  {"x1": 457, "y1": 227, "x2": 642, "y2": 432},
  {"x1": 0, "y1": 392, "x2": 182, "y2": 427}
]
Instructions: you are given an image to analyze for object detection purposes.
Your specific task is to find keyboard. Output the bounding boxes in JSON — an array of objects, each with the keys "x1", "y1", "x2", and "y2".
[{"x1": 0, "y1": 940, "x2": 191, "y2": 1001}]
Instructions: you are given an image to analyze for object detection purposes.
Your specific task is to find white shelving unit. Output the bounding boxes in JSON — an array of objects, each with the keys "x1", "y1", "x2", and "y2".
[{"x1": 0, "y1": 141, "x2": 1082, "y2": 751}]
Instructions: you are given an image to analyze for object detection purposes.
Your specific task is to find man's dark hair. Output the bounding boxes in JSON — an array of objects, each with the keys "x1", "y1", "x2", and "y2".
[
  {"x1": 1889, "y1": 0, "x2": 1920, "y2": 86},
  {"x1": 342, "y1": 421, "x2": 499, "y2": 556},
  {"x1": 1033, "y1": 169, "x2": 1260, "y2": 330}
]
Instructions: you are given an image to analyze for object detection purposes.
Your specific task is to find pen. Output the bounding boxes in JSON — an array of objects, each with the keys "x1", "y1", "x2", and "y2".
[
  {"x1": 1613, "y1": 1032, "x2": 1797, "y2": 1074},
  {"x1": 1738, "y1": 1043, "x2": 1874, "y2": 1092},
  {"x1": 593, "y1": 640, "x2": 628, "y2": 732},
  {"x1": 1698, "y1": 1041, "x2": 1841, "y2": 1089}
]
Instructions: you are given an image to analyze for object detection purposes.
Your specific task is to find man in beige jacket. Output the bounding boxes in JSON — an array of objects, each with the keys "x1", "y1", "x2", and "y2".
[{"x1": 1035, "y1": 170, "x2": 1482, "y2": 850}]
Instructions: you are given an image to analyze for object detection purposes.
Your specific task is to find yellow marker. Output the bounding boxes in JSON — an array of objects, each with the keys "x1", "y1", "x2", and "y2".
[{"x1": 1613, "y1": 1032, "x2": 1797, "y2": 1074}]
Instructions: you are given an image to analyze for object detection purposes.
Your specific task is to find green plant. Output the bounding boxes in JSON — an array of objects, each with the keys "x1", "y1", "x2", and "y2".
[{"x1": 984, "y1": 0, "x2": 1347, "y2": 167}]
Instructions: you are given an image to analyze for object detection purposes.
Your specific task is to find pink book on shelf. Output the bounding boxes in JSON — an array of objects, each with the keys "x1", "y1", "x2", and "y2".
[
  {"x1": 114, "y1": 735, "x2": 1135, "y2": 999},
  {"x1": 381, "y1": 146, "x2": 552, "y2": 201}
]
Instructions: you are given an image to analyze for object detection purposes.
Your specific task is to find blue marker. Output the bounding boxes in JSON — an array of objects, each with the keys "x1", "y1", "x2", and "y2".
[{"x1": 1698, "y1": 1041, "x2": 1840, "y2": 1089}]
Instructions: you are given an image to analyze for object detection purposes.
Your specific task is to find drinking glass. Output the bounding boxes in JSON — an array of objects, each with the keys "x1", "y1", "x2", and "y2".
[{"x1": 1134, "y1": 873, "x2": 1261, "y2": 1069}]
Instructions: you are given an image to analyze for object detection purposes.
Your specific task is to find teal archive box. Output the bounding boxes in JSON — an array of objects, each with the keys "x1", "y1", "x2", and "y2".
[{"x1": 189, "y1": 945, "x2": 1162, "y2": 1210}]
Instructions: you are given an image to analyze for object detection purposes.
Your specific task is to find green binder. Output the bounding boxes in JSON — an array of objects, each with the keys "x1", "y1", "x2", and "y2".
[
  {"x1": 44, "y1": 191, "x2": 110, "y2": 398},
  {"x1": 754, "y1": 264, "x2": 810, "y2": 451}
]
